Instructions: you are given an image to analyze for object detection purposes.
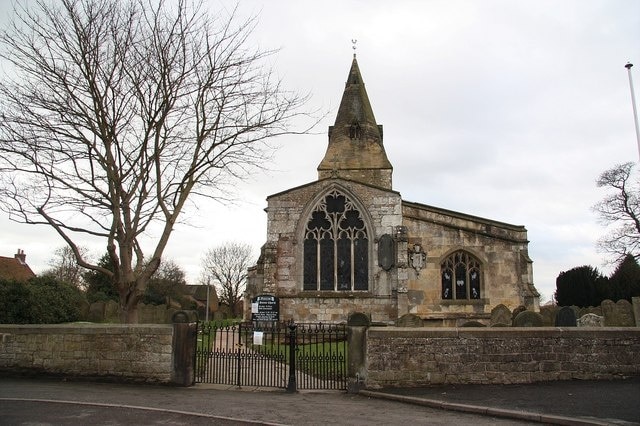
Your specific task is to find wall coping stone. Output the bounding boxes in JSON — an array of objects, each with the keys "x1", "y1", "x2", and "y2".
[
  {"x1": 0, "y1": 324, "x2": 173, "y2": 335},
  {"x1": 368, "y1": 327, "x2": 640, "y2": 339}
]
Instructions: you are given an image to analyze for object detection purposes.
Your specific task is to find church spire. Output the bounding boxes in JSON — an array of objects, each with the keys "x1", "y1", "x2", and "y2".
[{"x1": 317, "y1": 56, "x2": 393, "y2": 189}]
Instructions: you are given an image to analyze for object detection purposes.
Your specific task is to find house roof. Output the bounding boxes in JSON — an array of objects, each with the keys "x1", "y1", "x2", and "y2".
[{"x1": 0, "y1": 252, "x2": 36, "y2": 282}]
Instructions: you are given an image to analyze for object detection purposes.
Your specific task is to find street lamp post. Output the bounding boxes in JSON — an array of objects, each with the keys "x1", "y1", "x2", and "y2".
[{"x1": 625, "y1": 62, "x2": 640, "y2": 161}]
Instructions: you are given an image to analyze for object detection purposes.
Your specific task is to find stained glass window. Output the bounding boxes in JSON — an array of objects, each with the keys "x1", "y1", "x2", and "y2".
[
  {"x1": 303, "y1": 190, "x2": 368, "y2": 291},
  {"x1": 441, "y1": 251, "x2": 481, "y2": 300}
]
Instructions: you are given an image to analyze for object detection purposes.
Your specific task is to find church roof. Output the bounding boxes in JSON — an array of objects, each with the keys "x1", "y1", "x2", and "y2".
[{"x1": 317, "y1": 55, "x2": 393, "y2": 185}]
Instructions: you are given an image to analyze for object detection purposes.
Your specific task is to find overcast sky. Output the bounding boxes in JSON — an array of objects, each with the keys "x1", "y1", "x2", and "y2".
[{"x1": 0, "y1": 0, "x2": 639, "y2": 302}]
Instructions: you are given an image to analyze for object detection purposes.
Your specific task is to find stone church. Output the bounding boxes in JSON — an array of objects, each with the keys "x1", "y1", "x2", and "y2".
[{"x1": 246, "y1": 55, "x2": 540, "y2": 326}]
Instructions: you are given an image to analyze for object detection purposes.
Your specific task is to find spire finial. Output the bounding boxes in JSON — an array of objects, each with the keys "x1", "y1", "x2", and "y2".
[{"x1": 351, "y1": 39, "x2": 357, "y2": 57}]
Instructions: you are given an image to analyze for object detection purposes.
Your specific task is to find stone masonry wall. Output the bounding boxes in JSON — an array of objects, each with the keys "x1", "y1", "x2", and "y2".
[
  {"x1": 0, "y1": 324, "x2": 174, "y2": 383},
  {"x1": 366, "y1": 327, "x2": 640, "y2": 387},
  {"x1": 249, "y1": 178, "x2": 403, "y2": 323},
  {"x1": 401, "y1": 201, "x2": 538, "y2": 324}
]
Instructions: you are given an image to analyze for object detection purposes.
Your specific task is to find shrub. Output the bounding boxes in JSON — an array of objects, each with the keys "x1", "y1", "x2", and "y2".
[{"x1": 0, "y1": 276, "x2": 85, "y2": 323}]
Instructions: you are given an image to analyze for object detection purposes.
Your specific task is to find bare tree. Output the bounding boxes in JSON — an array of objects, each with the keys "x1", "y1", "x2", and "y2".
[
  {"x1": 593, "y1": 162, "x2": 640, "y2": 263},
  {"x1": 0, "y1": 0, "x2": 308, "y2": 322},
  {"x1": 201, "y1": 242, "x2": 253, "y2": 317},
  {"x1": 43, "y1": 246, "x2": 90, "y2": 290}
]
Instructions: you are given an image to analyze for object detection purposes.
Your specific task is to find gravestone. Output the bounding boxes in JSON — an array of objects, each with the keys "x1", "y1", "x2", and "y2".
[
  {"x1": 633, "y1": 297, "x2": 640, "y2": 327},
  {"x1": 88, "y1": 301, "x2": 105, "y2": 322},
  {"x1": 577, "y1": 313, "x2": 604, "y2": 327},
  {"x1": 396, "y1": 313, "x2": 423, "y2": 327},
  {"x1": 601, "y1": 300, "x2": 616, "y2": 326},
  {"x1": 578, "y1": 306, "x2": 603, "y2": 318},
  {"x1": 513, "y1": 310, "x2": 543, "y2": 327},
  {"x1": 539, "y1": 305, "x2": 558, "y2": 326},
  {"x1": 569, "y1": 305, "x2": 580, "y2": 320},
  {"x1": 490, "y1": 304, "x2": 512, "y2": 327},
  {"x1": 511, "y1": 305, "x2": 527, "y2": 323},
  {"x1": 105, "y1": 300, "x2": 120, "y2": 322},
  {"x1": 554, "y1": 306, "x2": 577, "y2": 327},
  {"x1": 602, "y1": 299, "x2": 635, "y2": 327},
  {"x1": 615, "y1": 300, "x2": 635, "y2": 327}
]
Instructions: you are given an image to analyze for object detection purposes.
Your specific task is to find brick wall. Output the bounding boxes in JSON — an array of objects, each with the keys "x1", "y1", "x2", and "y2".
[
  {"x1": 366, "y1": 327, "x2": 640, "y2": 387},
  {"x1": 0, "y1": 324, "x2": 175, "y2": 383}
]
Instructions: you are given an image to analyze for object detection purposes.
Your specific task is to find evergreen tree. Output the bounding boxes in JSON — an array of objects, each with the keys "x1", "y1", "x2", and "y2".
[
  {"x1": 554, "y1": 265, "x2": 606, "y2": 307},
  {"x1": 608, "y1": 254, "x2": 640, "y2": 302},
  {"x1": 83, "y1": 254, "x2": 118, "y2": 303}
]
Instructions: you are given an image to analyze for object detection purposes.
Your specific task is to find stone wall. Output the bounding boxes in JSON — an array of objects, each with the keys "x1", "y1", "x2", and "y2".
[
  {"x1": 87, "y1": 300, "x2": 181, "y2": 324},
  {"x1": 0, "y1": 324, "x2": 175, "y2": 383},
  {"x1": 366, "y1": 327, "x2": 640, "y2": 388},
  {"x1": 248, "y1": 178, "x2": 404, "y2": 324},
  {"x1": 401, "y1": 201, "x2": 539, "y2": 325}
]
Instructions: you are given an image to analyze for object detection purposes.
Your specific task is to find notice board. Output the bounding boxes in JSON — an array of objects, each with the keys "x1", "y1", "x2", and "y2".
[{"x1": 251, "y1": 294, "x2": 279, "y2": 322}]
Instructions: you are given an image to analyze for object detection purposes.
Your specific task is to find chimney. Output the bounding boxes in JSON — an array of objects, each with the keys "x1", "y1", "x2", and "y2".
[{"x1": 15, "y1": 249, "x2": 26, "y2": 265}]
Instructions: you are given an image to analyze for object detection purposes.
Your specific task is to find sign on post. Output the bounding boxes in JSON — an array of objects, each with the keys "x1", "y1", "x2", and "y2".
[{"x1": 251, "y1": 294, "x2": 280, "y2": 322}]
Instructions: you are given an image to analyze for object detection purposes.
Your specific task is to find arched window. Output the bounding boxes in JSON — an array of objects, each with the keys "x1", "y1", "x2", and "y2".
[
  {"x1": 441, "y1": 250, "x2": 481, "y2": 300},
  {"x1": 303, "y1": 190, "x2": 368, "y2": 291}
]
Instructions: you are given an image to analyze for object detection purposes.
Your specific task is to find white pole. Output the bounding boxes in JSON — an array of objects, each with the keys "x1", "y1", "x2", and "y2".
[{"x1": 625, "y1": 62, "x2": 640, "y2": 161}]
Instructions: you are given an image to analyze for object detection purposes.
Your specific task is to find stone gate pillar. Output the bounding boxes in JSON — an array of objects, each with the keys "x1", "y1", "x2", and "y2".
[
  {"x1": 171, "y1": 310, "x2": 198, "y2": 386},
  {"x1": 346, "y1": 312, "x2": 370, "y2": 393}
]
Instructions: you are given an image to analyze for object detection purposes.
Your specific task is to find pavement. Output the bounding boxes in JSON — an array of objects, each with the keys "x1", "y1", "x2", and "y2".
[{"x1": 0, "y1": 376, "x2": 638, "y2": 425}]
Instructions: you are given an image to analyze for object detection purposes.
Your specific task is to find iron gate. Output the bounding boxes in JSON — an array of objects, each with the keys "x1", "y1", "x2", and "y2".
[{"x1": 195, "y1": 321, "x2": 347, "y2": 390}]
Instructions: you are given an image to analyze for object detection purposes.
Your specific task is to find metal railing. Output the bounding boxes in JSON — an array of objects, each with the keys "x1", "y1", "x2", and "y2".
[{"x1": 195, "y1": 321, "x2": 347, "y2": 390}]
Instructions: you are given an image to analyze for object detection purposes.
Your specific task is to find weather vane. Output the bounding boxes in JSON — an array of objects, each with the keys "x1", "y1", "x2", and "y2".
[{"x1": 351, "y1": 39, "x2": 357, "y2": 56}]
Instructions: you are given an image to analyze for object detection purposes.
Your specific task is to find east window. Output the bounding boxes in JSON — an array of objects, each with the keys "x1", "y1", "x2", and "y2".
[{"x1": 303, "y1": 190, "x2": 368, "y2": 291}]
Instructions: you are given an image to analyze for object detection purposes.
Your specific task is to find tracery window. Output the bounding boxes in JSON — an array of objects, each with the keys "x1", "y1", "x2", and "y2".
[
  {"x1": 303, "y1": 190, "x2": 368, "y2": 291},
  {"x1": 441, "y1": 250, "x2": 481, "y2": 300}
]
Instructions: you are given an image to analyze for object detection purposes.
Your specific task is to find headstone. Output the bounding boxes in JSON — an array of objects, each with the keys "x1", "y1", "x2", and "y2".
[
  {"x1": 601, "y1": 300, "x2": 616, "y2": 326},
  {"x1": 511, "y1": 305, "x2": 527, "y2": 323},
  {"x1": 577, "y1": 313, "x2": 604, "y2": 327},
  {"x1": 602, "y1": 299, "x2": 635, "y2": 327},
  {"x1": 633, "y1": 297, "x2": 640, "y2": 327},
  {"x1": 615, "y1": 300, "x2": 635, "y2": 327},
  {"x1": 348, "y1": 312, "x2": 371, "y2": 326},
  {"x1": 490, "y1": 304, "x2": 512, "y2": 327},
  {"x1": 554, "y1": 306, "x2": 577, "y2": 327},
  {"x1": 396, "y1": 313, "x2": 423, "y2": 327},
  {"x1": 539, "y1": 305, "x2": 558, "y2": 326},
  {"x1": 88, "y1": 301, "x2": 105, "y2": 322},
  {"x1": 569, "y1": 305, "x2": 581, "y2": 320},
  {"x1": 578, "y1": 306, "x2": 603, "y2": 318},
  {"x1": 105, "y1": 300, "x2": 120, "y2": 322},
  {"x1": 513, "y1": 311, "x2": 544, "y2": 327}
]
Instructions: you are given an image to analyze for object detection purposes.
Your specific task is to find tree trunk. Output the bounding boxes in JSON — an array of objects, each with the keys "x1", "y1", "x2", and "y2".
[
  {"x1": 120, "y1": 305, "x2": 139, "y2": 324},
  {"x1": 118, "y1": 281, "x2": 142, "y2": 324}
]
